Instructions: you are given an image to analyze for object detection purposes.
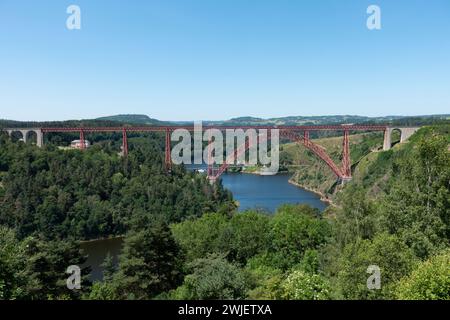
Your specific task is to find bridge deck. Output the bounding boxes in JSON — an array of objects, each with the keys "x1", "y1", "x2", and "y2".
[{"x1": 31, "y1": 125, "x2": 388, "y2": 133}]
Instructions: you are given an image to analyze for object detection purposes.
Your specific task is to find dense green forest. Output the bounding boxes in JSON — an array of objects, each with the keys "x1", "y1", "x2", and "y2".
[{"x1": 0, "y1": 125, "x2": 449, "y2": 300}]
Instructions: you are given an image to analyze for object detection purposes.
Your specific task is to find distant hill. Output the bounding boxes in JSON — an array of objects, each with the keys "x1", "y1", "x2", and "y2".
[
  {"x1": 205, "y1": 114, "x2": 450, "y2": 126},
  {"x1": 95, "y1": 114, "x2": 164, "y2": 125},
  {"x1": 1, "y1": 113, "x2": 448, "y2": 129}
]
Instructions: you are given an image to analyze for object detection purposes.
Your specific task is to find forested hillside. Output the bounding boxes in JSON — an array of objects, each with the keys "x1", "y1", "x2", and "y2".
[
  {"x1": 283, "y1": 125, "x2": 450, "y2": 202},
  {"x1": 0, "y1": 132, "x2": 233, "y2": 299},
  {"x1": 282, "y1": 132, "x2": 388, "y2": 199},
  {"x1": 0, "y1": 125, "x2": 448, "y2": 300}
]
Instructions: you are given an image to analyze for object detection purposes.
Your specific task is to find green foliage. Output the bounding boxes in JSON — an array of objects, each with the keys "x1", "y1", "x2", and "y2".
[
  {"x1": 396, "y1": 249, "x2": 450, "y2": 300},
  {"x1": 86, "y1": 281, "x2": 117, "y2": 300},
  {"x1": 0, "y1": 227, "x2": 27, "y2": 299},
  {"x1": 299, "y1": 249, "x2": 320, "y2": 274},
  {"x1": 333, "y1": 185, "x2": 377, "y2": 247},
  {"x1": 269, "y1": 205, "x2": 330, "y2": 269},
  {"x1": 114, "y1": 219, "x2": 183, "y2": 299},
  {"x1": 0, "y1": 137, "x2": 233, "y2": 241},
  {"x1": 171, "y1": 213, "x2": 231, "y2": 263},
  {"x1": 172, "y1": 254, "x2": 249, "y2": 300},
  {"x1": 19, "y1": 238, "x2": 91, "y2": 300},
  {"x1": 101, "y1": 252, "x2": 116, "y2": 282},
  {"x1": 2, "y1": 124, "x2": 449, "y2": 301},
  {"x1": 172, "y1": 210, "x2": 271, "y2": 265},
  {"x1": 281, "y1": 270, "x2": 331, "y2": 300},
  {"x1": 0, "y1": 226, "x2": 90, "y2": 300},
  {"x1": 337, "y1": 233, "x2": 416, "y2": 300},
  {"x1": 245, "y1": 264, "x2": 284, "y2": 300},
  {"x1": 378, "y1": 133, "x2": 450, "y2": 258},
  {"x1": 226, "y1": 211, "x2": 271, "y2": 263}
]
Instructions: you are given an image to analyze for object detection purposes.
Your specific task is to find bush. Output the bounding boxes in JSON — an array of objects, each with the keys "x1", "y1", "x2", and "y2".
[
  {"x1": 396, "y1": 250, "x2": 450, "y2": 300},
  {"x1": 281, "y1": 270, "x2": 331, "y2": 300},
  {"x1": 172, "y1": 254, "x2": 249, "y2": 300},
  {"x1": 270, "y1": 205, "x2": 330, "y2": 269},
  {"x1": 337, "y1": 233, "x2": 416, "y2": 299}
]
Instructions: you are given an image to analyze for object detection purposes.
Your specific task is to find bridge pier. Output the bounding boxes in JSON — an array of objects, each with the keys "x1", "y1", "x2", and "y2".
[
  {"x1": 165, "y1": 128, "x2": 172, "y2": 172},
  {"x1": 383, "y1": 127, "x2": 420, "y2": 151},
  {"x1": 4, "y1": 128, "x2": 44, "y2": 147}
]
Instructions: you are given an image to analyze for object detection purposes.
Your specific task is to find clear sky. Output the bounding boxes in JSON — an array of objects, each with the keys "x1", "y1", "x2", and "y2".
[{"x1": 0, "y1": 0, "x2": 449, "y2": 121}]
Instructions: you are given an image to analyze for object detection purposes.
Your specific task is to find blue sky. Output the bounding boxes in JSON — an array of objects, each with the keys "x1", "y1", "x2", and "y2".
[{"x1": 0, "y1": 0, "x2": 449, "y2": 121}]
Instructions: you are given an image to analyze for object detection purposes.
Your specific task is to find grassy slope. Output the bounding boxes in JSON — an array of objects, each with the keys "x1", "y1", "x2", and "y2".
[
  {"x1": 281, "y1": 131, "x2": 401, "y2": 199},
  {"x1": 348, "y1": 124, "x2": 450, "y2": 199},
  {"x1": 283, "y1": 124, "x2": 449, "y2": 201}
]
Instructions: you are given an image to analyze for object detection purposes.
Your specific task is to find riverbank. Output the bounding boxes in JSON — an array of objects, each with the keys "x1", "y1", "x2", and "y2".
[
  {"x1": 288, "y1": 178, "x2": 334, "y2": 206},
  {"x1": 80, "y1": 235, "x2": 124, "y2": 244}
]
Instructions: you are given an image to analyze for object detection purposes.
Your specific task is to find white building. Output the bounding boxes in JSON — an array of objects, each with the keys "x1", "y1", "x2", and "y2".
[{"x1": 70, "y1": 139, "x2": 90, "y2": 149}]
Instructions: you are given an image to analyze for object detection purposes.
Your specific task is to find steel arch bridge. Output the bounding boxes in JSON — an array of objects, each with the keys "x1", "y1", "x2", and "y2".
[{"x1": 2, "y1": 124, "x2": 400, "y2": 182}]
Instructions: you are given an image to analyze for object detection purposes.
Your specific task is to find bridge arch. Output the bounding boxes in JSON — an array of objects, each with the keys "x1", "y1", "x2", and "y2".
[
  {"x1": 208, "y1": 130, "x2": 348, "y2": 182},
  {"x1": 7, "y1": 130, "x2": 26, "y2": 143},
  {"x1": 26, "y1": 130, "x2": 38, "y2": 145},
  {"x1": 4, "y1": 128, "x2": 44, "y2": 147},
  {"x1": 383, "y1": 127, "x2": 420, "y2": 151}
]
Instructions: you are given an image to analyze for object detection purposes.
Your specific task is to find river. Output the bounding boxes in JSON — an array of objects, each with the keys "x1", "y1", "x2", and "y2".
[
  {"x1": 221, "y1": 173, "x2": 327, "y2": 212},
  {"x1": 81, "y1": 172, "x2": 327, "y2": 281}
]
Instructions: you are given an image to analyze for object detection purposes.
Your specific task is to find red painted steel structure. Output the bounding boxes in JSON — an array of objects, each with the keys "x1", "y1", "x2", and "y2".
[
  {"x1": 79, "y1": 130, "x2": 85, "y2": 150},
  {"x1": 165, "y1": 128, "x2": 172, "y2": 172},
  {"x1": 40, "y1": 125, "x2": 387, "y2": 181},
  {"x1": 341, "y1": 130, "x2": 351, "y2": 179},
  {"x1": 122, "y1": 128, "x2": 128, "y2": 156}
]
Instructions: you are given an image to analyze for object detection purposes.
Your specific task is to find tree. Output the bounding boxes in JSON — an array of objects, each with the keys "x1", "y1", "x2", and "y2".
[
  {"x1": 227, "y1": 211, "x2": 271, "y2": 264},
  {"x1": 171, "y1": 212, "x2": 230, "y2": 263},
  {"x1": 20, "y1": 238, "x2": 91, "y2": 300},
  {"x1": 396, "y1": 249, "x2": 450, "y2": 300},
  {"x1": 114, "y1": 219, "x2": 183, "y2": 299},
  {"x1": 378, "y1": 134, "x2": 450, "y2": 259},
  {"x1": 337, "y1": 233, "x2": 416, "y2": 300},
  {"x1": 269, "y1": 205, "x2": 330, "y2": 269},
  {"x1": 245, "y1": 262, "x2": 284, "y2": 300},
  {"x1": 333, "y1": 185, "x2": 378, "y2": 248},
  {"x1": 172, "y1": 254, "x2": 248, "y2": 300},
  {"x1": 0, "y1": 227, "x2": 27, "y2": 299},
  {"x1": 85, "y1": 253, "x2": 118, "y2": 300},
  {"x1": 281, "y1": 270, "x2": 331, "y2": 300},
  {"x1": 86, "y1": 281, "x2": 117, "y2": 300},
  {"x1": 101, "y1": 252, "x2": 116, "y2": 282}
]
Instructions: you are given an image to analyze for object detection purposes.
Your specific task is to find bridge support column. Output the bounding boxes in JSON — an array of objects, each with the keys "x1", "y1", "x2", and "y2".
[
  {"x1": 400, "y1": 127, "x2": 420, "y2": 143},
  {"x1": 383, "y1": 127, "x2": 420, "y2": 151},
  {"x1": 207, "y1": 130, "x2": 213, "y2": 178},
  {"x1": 342, "y1": 130, "x2": 351, "y2": 179},
  {"x1": 36, "y1": 130, "x2": 44, "y2": 147},
  {"x1": 304, "y1": 131, "x2": 310, "y2": 146},
  {"x1": 383, "y1": 128, "x2": 393, "y2": 151},
  {"x1": 4, "y1": 129, "x2": 43, "y2": 147},
  {"x1": 165, "y1": 128, "x2": 172, "y2": 172},
  {"x1": 122, "y1": 128, "x2": 128, "y2": 156},
  {"x1": 20, "y1": 130, "x2": 28, "y2": 143},
  {"x1": 80, "y1": 130, "x2": 85, "y2": 150}
]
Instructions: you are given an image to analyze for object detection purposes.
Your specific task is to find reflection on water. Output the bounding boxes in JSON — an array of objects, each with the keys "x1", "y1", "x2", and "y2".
[{"x1": 80, "y1": 237, "x2": 123, "y2": 282}]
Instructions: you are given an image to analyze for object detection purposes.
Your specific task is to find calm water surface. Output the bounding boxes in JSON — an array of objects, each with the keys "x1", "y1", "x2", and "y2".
[{"x1": 221, "y1": 173, "x2": 327, "y2": 212}]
